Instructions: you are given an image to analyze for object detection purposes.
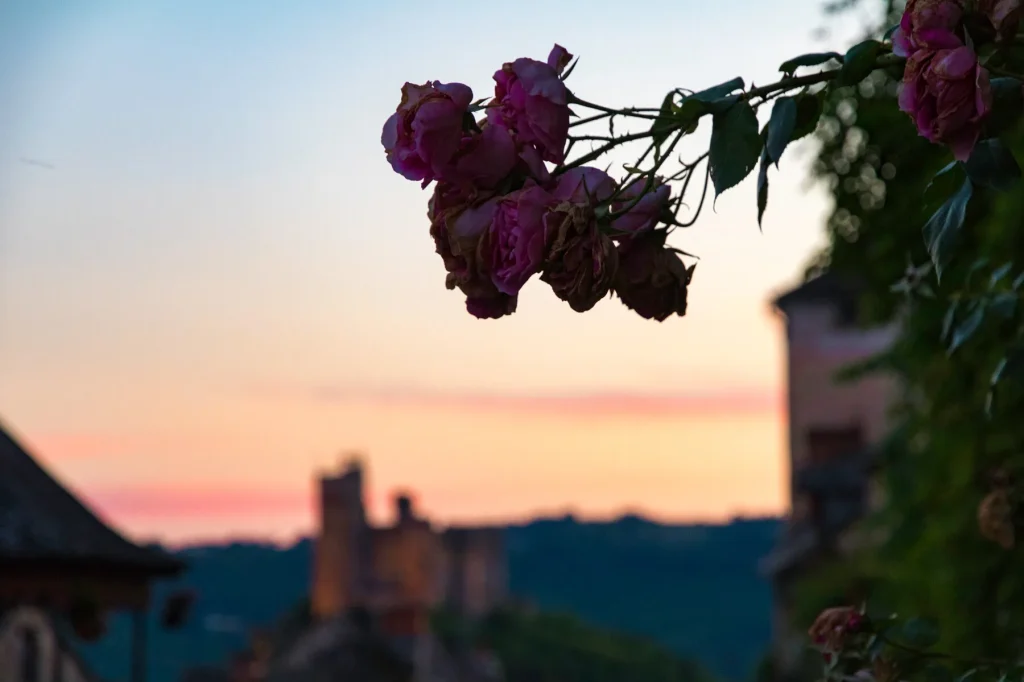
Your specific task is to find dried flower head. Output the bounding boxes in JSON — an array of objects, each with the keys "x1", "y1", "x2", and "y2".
[
  {"x1": 978, "y1": 488, "x2": 1015, "y2": 549},
  {"x1": 809, "y1": 606, "x2": 867, "y2": 653}
]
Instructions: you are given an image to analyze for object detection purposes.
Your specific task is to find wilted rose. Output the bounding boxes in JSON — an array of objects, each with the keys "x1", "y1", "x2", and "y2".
[
  {"x1": 485, "y1": 184, "x2": 558, "y2": 296},
  {"x1": 808, "y1": 606, "x2": 867, "y2": 653},
  {"x1": 489, "y1": 45, "x2": 573, "y2": 164},
  {"x1": 899, "y1": 43, "x2": 992, "y2": 161},
  {"x1": 540, "y1": 202, "x2": 618, "y2": 312},
  {"x1": 978, "y1": 487, "x2": 1015, "y2": 549},
  {"x1": 382, "y1": 81, "x2": 474, "y2": 186},
  {"x1": 429, "y1": 188, "x2": 517, "y2": 319},
  {"x1": 892, "y1": 0, "x2": 965, "y2": 57},
  {"x1": 551, "y1": 166, "x2": 617, "y2": 203},
  {"x1": 611, "y1": 177, "x2": 671, "y2": 235},
  {"x1": 979, "y1": 0, "x2": 1023, "y2": 39},
  {"x1": 613, "y1": 229, "x2": 693, "y2": 322}
]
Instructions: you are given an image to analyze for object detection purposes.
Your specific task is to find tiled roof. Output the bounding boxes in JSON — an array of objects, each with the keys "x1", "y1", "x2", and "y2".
[{"x1": 0, "y1": 420, "x2": 183, "y2": 574}]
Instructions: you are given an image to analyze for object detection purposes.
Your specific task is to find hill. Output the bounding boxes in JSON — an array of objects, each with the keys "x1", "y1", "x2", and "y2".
[{"x1": 77, "y1": 515, "x2": 781, "y2": 682}]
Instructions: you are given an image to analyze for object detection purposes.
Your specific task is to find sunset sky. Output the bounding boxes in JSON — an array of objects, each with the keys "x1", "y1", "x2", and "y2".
[{"x1": 0, "y1": 1, "x2": 882, "y2": 544}]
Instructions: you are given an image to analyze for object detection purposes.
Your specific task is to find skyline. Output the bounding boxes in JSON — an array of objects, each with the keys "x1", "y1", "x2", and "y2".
[{"x1": 0, "y1": 1, "x2": 882, "y2": 543}]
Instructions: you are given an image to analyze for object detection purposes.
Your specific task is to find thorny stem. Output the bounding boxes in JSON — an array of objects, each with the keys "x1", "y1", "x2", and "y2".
[{"x1": 557, "y1": 53, "x2": 906, "y2": 177}]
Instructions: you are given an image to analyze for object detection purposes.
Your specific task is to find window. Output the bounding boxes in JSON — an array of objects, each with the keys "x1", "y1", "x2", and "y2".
[
  {"x1": 20, "y1": 627, "x2": 40, "y2": 682},
  {"x1": 807, "y1": 426, "x2": 864, "y2": 464}
]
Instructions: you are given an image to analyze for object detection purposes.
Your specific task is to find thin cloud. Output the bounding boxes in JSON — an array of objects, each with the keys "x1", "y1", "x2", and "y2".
[
  {"x1": 85, "y1": 485, "x2": 309, "y2": 519},
  {"x1": 250, "y1": 383, "x2": 782, "y2": 418},
  {"x1": 21, "y1": 431, "x2": 224, "y2": 460}
]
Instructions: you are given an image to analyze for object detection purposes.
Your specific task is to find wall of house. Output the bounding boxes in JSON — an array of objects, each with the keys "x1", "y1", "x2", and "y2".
[
  {"x1": 784, "y1": 303, "x2": 899, "y2": 521},
  {"x1": 0, "y1": 606, "x2": 90, "y2": 682},
  {"x1": 772, "y1": 301, "x2": 900, "y2": 676}
]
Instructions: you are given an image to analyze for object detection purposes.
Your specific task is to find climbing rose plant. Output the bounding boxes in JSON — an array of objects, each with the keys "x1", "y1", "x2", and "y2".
[
  {"x1": 382, "y1": 2, "x2": 1024, "y2": 678},
  {"x1": 383, "y1": 1, "x2": 1024, "y2": 322}
]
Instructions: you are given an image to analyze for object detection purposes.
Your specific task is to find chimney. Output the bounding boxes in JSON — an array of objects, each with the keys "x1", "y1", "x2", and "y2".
[{"x1": 396, "y1": 493, "x2": 414, "y2": 525}]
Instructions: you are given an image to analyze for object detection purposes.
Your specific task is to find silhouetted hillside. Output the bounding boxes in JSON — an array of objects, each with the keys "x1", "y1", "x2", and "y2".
[{"x1": 78, "y1": 515, "x2": 781, "y2": 682}]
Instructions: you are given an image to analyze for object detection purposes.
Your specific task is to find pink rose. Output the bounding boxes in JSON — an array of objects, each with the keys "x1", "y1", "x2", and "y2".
[
  {"x1": 429, "y1": 187, "x2": 518, "y2": 319},
  {"x1": 892, "y1": 0, "x2": 965, "y2": 57},
  {"x1": 551, "y1": 167, "x2": 617, "y2": 203},
  {"x1": 489, "y1": 45, "x2": 573, "y2": 165},
  {"x1": 610, "y1": 177, "x2": 671, "y2": 235},
  {"x1": 382, "y1": 81, "x2": 473, "y2": 186},
  {"x1": 448, "y1": 121, "x2": 518, "y2": 189},
  {"x1": 899, "y1": 43, "x2": 992, "y2": 161},
  {"x1": 485, "y1": 185, "x2": 559, "y2": 296}
]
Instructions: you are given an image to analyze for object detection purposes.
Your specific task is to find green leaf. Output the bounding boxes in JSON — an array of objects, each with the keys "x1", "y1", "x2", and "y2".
[
  {"x1": 991, "y1": 346, "x2": 1024, "y2": 386},
  {"x1": 923, "y1": 178, "x2": 973, "y2": 281},
  {"x1": 690, "y1": 77, "x2": 746, "y2": 103},
  {"x1": 966, "y1": 256, "x2": 991, "y2": 288},
  {"x1": 990, "y1": 292, "x2": 1017, "y2": 319},
  {"x1": 949, "y1": 301, "x2": 985, "y2": 354},
  {"x1": 840, "y1": 40, "x2": 882, "y2": 86},
  {"x1": 791, "y1": 91, "x2": 825, "y2": 141},
  {"x1": 988, "y1": 345, "x2": 1024, "y2": 415},
  {"x1": 766, "y1": 97, "x2": 798, "y2": 167},
  {"x1": 957, "y1": 669, "x2": 979, "y2": 682},
  {"x1": 710, "y1": 101, "x2": 762, "y2": 197},
  {"x1": 651, "y1": 92, "x2": 678, "y2": 147},
  {"x1": 964, "y1": 138, "x2": 1022, "y2": 191},
  {"x1": 779, "y1": 52, "x2": 841, "y2": 75},
  {"x1": 1014, "y1": 271, "x2": 1024, "y2": 290},
  {"x1": 900, "y1": 617, "x2": 940, "y2": 649},
  {"x1": 941, "y1": 301, "x2": 958, "y2": 341},
  {"x1": 923, "y1": 161, "x2": 963, "y2": 213},
  {"x1": 991, "y1": 262, "x2": 1014, "y2": 287},
  {"x1": 988, "y1": 78, "x2": 1024, "y2": 135},
  {"x1": 757, "y1": 147, "x2": 770, "y2": 229},
  {"x1": 654, "y1": 78, "x2": 747, "y2": 145}
]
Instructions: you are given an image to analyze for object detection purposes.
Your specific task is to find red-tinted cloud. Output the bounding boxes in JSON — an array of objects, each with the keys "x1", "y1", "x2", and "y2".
[{"x1": 84, "y1": 485, "x2": 310, "y2": 519}]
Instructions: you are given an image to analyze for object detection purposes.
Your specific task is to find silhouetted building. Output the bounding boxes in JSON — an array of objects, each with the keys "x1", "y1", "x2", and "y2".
[
  {"x1": 759, "y1": 274, "x2": 898, "y2": 678},
  {"x1": 0, "y1": 420, "x2": 185, "y2": 682},
  {"x1": 311, "y1": 458, "x2": 507, "y2": 623}
]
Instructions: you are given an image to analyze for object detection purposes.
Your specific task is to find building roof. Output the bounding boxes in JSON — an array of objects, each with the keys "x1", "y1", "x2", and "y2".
[
  {"x1": 0, "y1": 420, "x2": 184, "y2": 575},
  {"x1": 772, "y1": 271, "x2": 866, "y2": 315}
]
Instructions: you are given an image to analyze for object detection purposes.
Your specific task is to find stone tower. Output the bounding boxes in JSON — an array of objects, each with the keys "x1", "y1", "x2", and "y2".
[{"x1": 311, "y1": 456, "x2": 368, "y2": 619}]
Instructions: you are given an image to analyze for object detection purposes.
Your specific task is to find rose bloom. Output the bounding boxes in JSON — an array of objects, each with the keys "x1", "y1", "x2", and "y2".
[
  {"x1": 447, "y1": 121, "x2": 518, "y2": 190},
  {"x1": 541, "y1": 203, "x2": 618, "y2": 312},
  {"x1": 613, "y1": 229, "x2": 693, "y2": 322},
  {"x1": 489, "y1": 45, "x2": 573, "y2": 164},
  {"x1": 551, "y1": 167, "x2": 617, "y2": 203},
  {"x1": 429, "y1": 185, "x2": 517, "y2": 319},
  {"x1": 892, "y1": 0, "x2": 965, "y2": 57},
  {"x1": 899, "y1": 42, "x2": 992, "y2": 161},
  {"x1": 484, "y1": 184, "x2": 560, "y2": 296},
  {"x1": 610, "y1": 177, "x2": 671, "y2": 235},
  {"x1": 382, "y1": 81, "x2": 473, "y2": 186}
]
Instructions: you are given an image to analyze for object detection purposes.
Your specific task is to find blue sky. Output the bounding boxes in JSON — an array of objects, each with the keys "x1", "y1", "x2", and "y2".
[{"x1": 0, "y1": 0, "x2": 884, "y2": 541}]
